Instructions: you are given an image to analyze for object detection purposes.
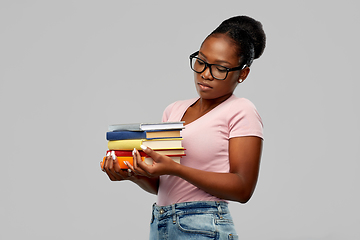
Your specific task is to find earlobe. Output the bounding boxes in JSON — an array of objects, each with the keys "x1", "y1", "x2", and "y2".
[{"x1": 239, "y1": 66, "x2": 250, "y2": 83}]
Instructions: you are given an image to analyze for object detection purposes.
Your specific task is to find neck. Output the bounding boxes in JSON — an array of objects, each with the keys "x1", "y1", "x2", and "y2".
[{"x1": 196, "y1": 93, "x2": 233, "y2": 113}]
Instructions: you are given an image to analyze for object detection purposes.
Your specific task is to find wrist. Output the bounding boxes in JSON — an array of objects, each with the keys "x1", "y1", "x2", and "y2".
[{"x1": 169, "y1": 160, "x2": 183, "y2": 176}]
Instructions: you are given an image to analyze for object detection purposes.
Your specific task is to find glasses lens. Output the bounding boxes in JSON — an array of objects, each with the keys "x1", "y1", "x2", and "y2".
[
  {"x1": 210, "y1": 65, "x2": 228, "y2": 80},
  {"x1": 191, "y1": 57, "x2": 206, "y2": 73}
]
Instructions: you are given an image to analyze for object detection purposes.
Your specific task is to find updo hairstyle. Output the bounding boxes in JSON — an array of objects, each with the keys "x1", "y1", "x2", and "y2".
[{"x1": 207, "y1": 15, "x2": 266, "y2": 67}]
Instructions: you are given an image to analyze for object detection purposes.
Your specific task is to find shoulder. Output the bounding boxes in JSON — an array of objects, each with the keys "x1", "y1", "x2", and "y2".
[
  {"x1": 225, "y1": 95, "x2": 263, "y2": 138},
  {"x1": 225, "y1": 95, "x2": 259, "y2": 114},
  {"x1": 162, "y1": 98, "x2": 198, "y2": 122},
  {"x1": 164, "y1": 98, "x2": 197, "y2": 113}
]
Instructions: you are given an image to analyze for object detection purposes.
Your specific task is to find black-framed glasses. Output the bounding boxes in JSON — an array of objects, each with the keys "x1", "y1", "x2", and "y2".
[{"x1": 189, "y1": 51, "x2": 246, "y2": 80}]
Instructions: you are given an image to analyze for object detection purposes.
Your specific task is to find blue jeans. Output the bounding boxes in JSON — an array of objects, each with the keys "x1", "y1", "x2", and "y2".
[{"x1": 149, "y1": 201, "x2": 238, "y2": 240}]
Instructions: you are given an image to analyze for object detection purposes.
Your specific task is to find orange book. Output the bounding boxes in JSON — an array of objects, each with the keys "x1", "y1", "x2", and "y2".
[
  {"x1": 101, "y1": 156, "x2": 149, "y2": 169},
  {"x1": 101, "y1": 156, "x2": 181, "y2": 169}
]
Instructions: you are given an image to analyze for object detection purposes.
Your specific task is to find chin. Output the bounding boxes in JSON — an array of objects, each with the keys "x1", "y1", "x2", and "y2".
[{"x1": 197, "y1": 92, "x2": 219, "y2": 100}]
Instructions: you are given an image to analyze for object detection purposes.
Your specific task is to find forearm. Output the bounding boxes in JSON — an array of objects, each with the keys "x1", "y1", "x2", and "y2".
[
  {"x1": 172, "y1": 164, "x2": 254, "y2": 203},
  {"x1": 131, "y1": 176, "x2": 159, "y2": 195}
]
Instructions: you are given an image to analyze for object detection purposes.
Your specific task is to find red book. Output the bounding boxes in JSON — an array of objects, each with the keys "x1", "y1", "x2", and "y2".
[
  {"x1": 106, "y1": 150, "x2": 147, "y2": 157},
  {"x1": 106, "y1": 149, "x2": 186, "y2": 157}
]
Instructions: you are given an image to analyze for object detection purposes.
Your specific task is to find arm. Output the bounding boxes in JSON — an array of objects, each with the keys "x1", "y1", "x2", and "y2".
[
  {"x1": 130, "y1": 136, "x2": 263, "y2": 203},
  {"x1": 102, "y1": 154, "x2": 159, "y2": 195}
]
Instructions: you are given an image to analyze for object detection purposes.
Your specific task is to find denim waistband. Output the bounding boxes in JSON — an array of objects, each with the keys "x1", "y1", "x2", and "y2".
[{"x1": 152, "y1": 201, "x2": 229, "y2": 219}]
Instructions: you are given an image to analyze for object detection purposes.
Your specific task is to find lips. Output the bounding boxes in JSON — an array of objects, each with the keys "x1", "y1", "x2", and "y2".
[{"x1": 197, "y1": 82, "x2": 213, "y2": 90}]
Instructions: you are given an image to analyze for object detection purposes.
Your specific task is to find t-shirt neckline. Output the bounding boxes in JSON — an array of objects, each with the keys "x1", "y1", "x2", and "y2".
[{"x1": 181, "y1": 94, "x2": 235, "y2": 126}]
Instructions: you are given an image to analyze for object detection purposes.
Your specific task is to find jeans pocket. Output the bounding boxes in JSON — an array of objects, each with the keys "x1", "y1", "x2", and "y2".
[{"x1": 177, "y1": 213, "x2": 216, "y2": 237}]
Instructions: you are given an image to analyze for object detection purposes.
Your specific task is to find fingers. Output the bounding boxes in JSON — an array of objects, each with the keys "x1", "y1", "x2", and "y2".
[
  {"x1": 112, "y1": 156, "x2": 122, "y2": 174},
  {"x1": 140, "y1": 145, "x2": 161, "y2": 163},
  {"x1": 103, "y1": 151, "x2": 129, "y2": 181},
  {"x1": 101, "y1": 152, "x2": 111, "y2": 172},
  {"x1": 104, "y1": 156, "x2": 116, "y2": 181},
  {"x1": 131, "y1": 148, "x2": 152, "y2": 177},
  {"x1": 138, "y1": 145, "x2": 176, "y2": 177},
  {"x1": 140, "y1": 145, "x2": 151, "y2": 156},
  {"x1": 102, "y1": 148, "x2": 163, "y2": 180}
]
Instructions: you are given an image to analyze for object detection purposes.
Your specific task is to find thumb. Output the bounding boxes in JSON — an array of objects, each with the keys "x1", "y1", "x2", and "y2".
[
  {"x1": 141, "y1": 145, "x2": 152, "y2": 156},
  {"x1": 141, "y1": 145, "x2": 160, "y2": 161}
]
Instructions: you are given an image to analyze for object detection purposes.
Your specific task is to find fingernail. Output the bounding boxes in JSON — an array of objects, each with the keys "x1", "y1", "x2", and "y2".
[
  {"x1": 140, "y1": 145, "x2": 147, "y2": 150},
  {"x1": 111, "y1": 151, "x2": 116, "y2": 160},
  {"x1": 123, "y1": 161, "x2": 128, "y2": 166},
  {"x1": 132, "y1": 148, "x2": 136, "y2": 156},
  {"x1": 106, "y1": 152, "x2": 110, "y2": 157}
]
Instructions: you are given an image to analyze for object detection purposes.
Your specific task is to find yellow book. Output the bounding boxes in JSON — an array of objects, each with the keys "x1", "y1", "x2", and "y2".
[{"x1": 107, "y1": 138, "x2": 183, "y2": 150}]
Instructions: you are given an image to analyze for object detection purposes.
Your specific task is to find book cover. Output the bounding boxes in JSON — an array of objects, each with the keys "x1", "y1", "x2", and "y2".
[
  {"x1": 107, "y1": 138, "x2": 183, "y2": 150},
  {"x1": 108, "y1": 121, "x2": 185, "y2": 132},
  {"x1": 106, "y1": 129, "x2": 181, "y2": 141}
]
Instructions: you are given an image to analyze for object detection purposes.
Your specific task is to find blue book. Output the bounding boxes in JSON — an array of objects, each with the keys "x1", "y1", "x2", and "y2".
[{"x1": 106, "y1": 129, "x2": 182, "y2": 141}]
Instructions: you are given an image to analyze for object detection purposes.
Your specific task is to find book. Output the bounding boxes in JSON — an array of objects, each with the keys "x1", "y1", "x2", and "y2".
[
  {"x1": 106, "y1": 129, "x2": 181, "y2": 141},
  {"x1": 106, "y1": 150, "x2": 148, "y2": 157},
  {"x1": 101, "y1": 156, "x2": 181, "y2": 169},
  {"x1": 150, "y1": 149, "x2": 186, "y2": 156},
  {"x1": 144, "y1": 156, "x2": 181, "y2": 165},
  {"x1": 107, "y1": 138, "x2": 183, "y2": 150},
  {"x1": 101, "y1": 156, "x2": 150, "y2": 169},
  {"x1": 108, "y1": 121, "x2": 184, "y2": 132},
  {"x1": 106, "y1": 149, "x2": 186, "y2": 157}
]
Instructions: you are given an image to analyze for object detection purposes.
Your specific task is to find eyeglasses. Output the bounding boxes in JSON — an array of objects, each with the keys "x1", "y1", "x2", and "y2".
[{"x1": 189, "y1": 51, "x2": 246, "y2": 80}]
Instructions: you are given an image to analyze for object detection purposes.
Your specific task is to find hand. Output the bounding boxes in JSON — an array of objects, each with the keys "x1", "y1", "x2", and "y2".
[
  {"x1": 127, "y1": 146, "x2": 178, "y2": 178},
  {"x1": 101, "y1": 151, "x2": 138, "y2": 181}
]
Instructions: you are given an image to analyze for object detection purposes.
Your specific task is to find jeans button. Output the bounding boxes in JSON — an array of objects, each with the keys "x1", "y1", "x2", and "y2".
[{"x1": 159, "y1": 209, "x2": 164, "y2": 214}]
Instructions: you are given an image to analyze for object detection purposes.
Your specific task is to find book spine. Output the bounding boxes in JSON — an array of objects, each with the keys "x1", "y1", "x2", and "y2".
[
  {"x1": 106, "y1": 150, "x2": 147, "y2": 157},
  {"x1": 107, "y1": 139, "x2": 143, "y2": 150},
  {"x1": 106, "y1": 131, "x2": 182, "y2": 140},
  {"x1": 101, "y1": 156, "x2": 145, "y2": 169},
  {"x1": 108, "y1": 124, "x2": 141, "y2": 132},
  {"x1": 105, "y1": 150, "x2": 185, "y2": 158},
  {"x1": 101, "y1": 156, "x2": 181, "y2": 169},
  {"x1": 106, "y1": 131, "x2": 146, "y2": 141}
]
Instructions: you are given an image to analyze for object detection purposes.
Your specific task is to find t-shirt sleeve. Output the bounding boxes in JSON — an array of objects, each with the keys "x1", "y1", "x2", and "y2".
[
  {"x1": 228, "y1": 99, "x2": 263, "y2": 139},
  {"x1": 162, "y1": 101, "x2": 177, "y2": 122}
]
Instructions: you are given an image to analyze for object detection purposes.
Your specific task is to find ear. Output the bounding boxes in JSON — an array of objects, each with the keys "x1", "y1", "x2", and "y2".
[{"x1": 238, "y1": 67, "x2": 250, "y2": 83}]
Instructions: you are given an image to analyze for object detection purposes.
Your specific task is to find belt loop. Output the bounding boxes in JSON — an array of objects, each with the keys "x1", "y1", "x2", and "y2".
[
  {"x1": 216, "y1": 201, "x2": 223, "y2": 219},
  {"x1": 172, "y1": 204, "x2": 176, "y2": 224},
  {"x1": 216, "y1": 201, "x2": 222, "y2": 213}
]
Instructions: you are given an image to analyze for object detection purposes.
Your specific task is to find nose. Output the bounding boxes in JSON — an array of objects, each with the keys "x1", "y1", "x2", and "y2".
[{"x1": 202, "y1": 65, "x2": 214, "y2": 80}]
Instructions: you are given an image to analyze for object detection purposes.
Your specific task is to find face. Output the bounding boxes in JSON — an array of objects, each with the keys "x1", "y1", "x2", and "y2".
[{"x1": 194, "y1": 34, "x2": 248, "y2": 101}]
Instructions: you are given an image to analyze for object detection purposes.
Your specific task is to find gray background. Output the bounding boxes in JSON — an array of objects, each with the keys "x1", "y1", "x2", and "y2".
[{"x1": 1, "y1": 0, "x2": 359, "y2": 239}]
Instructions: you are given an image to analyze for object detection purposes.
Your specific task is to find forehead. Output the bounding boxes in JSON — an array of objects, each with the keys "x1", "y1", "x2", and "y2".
[{"x1": 200, "y1": 34, "x2": 240, "y2": 64}]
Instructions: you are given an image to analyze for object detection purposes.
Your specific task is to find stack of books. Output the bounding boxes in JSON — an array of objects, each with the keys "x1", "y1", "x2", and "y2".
[{"x1": 102, "y1": 122, "x2": 185, "y2": 169}]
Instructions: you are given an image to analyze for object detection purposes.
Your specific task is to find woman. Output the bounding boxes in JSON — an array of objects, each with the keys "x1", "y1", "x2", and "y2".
[{"x1": 103, "y1": 15, "x2": 266, "y2": 239}]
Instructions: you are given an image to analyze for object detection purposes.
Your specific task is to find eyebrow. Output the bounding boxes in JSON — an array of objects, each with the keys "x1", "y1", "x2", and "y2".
[{"x1": 198, "y1": 52, "x2": 232, "y2": 66}]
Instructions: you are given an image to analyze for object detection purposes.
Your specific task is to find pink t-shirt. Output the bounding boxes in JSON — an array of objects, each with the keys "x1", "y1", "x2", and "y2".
[{"x1": 157, "y1": 94, "x2": 263, "y2": 206}]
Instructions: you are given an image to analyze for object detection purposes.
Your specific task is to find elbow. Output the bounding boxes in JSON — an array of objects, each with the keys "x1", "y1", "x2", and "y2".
[
  {"x1": 238, "y1": 195, "x2": 252, "y2": 204},
  {"x1": 239, "y1": 197, "x2": 251, "y2": 204},
  {"x1": 233, "y1": 175, "x2": 258, "y2": 204},
  {"x1": 235, "y1": 189, "x2": 255, "y2": 204}
]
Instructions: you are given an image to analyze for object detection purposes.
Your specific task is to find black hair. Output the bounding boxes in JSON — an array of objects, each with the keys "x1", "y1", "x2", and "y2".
[{"x1": 207, "y1": 15, "x2": 266, "y2": 67}]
